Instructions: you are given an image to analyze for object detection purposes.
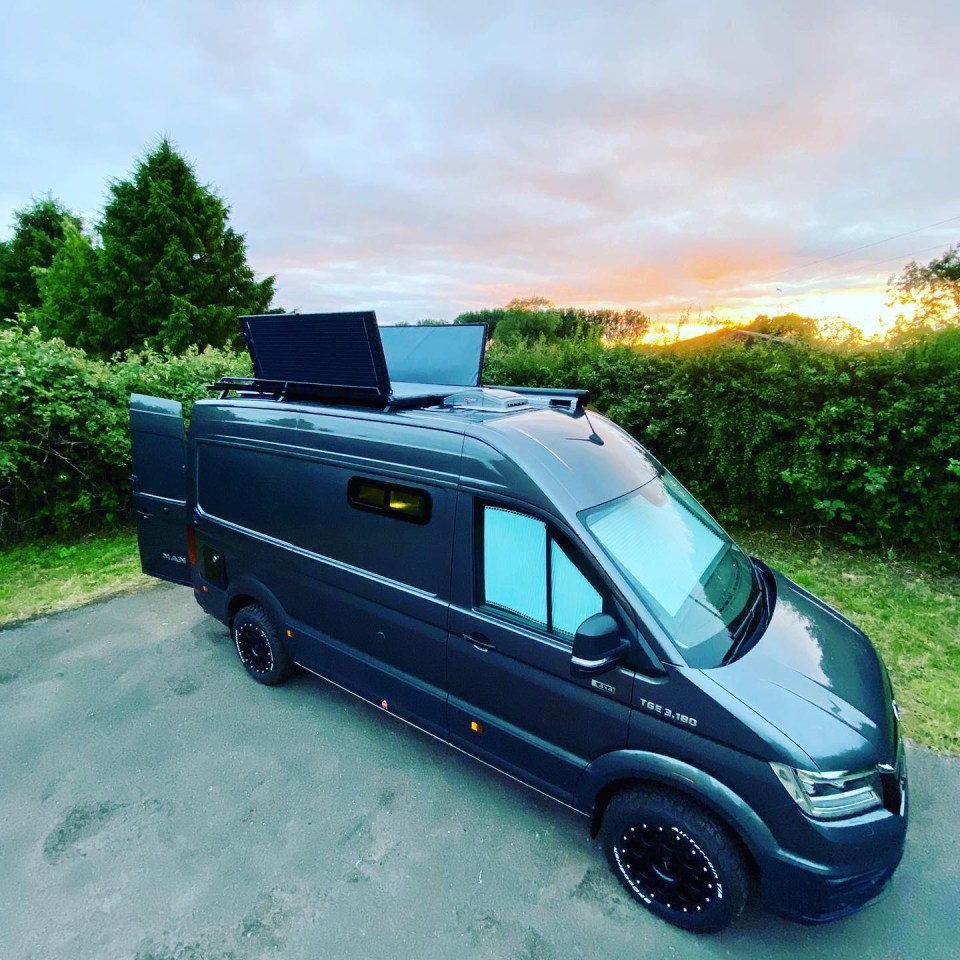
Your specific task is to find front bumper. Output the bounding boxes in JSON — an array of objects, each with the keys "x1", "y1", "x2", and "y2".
[
  {"x1": 760, "y1": 849, "x2": 904, "y2": 923},
  {"x1": 757, "y1": 753, "x2": 908, "y2": 924}
]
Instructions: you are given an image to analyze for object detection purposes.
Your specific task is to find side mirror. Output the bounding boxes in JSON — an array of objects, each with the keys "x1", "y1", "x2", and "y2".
[{"x1": 570, "y1": 613, "x2": 629, "y2": 679}]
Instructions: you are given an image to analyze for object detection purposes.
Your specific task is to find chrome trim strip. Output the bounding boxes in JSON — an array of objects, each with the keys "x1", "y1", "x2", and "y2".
[
  {"x1": 136, "y1": 491, "x2": 185, "y2": 506},
  {"x1": 294, "y1": 661, "x2": 587, "y2": 818},
  {"x1": 195, "y1": 507, "x2": 438, "y2": 601},
  {"x1": 571, "y1": 655, "x2": 612, "y2": 668}
]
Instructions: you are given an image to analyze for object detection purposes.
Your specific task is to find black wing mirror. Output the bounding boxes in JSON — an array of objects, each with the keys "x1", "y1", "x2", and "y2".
[{"x1": 570, "y1": 613, "x2": 629, "y2": 679}]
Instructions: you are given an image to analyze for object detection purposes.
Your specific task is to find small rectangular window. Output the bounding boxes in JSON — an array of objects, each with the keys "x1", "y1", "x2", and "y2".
[
  {"x1": 348, "y1": 477, "x2": 430, "y2": 524},
  {"x1": 354, "y1": 482, "x2": 386, "y2": 509}
]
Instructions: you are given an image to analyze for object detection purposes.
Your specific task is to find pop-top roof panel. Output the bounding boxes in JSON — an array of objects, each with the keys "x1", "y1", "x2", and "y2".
[
  {"x1": 240, "y1": 312, "x2": 390, "y2": 401},
  {"x1": 380, "y1": 324, "x2": 486, "y2": 388}
]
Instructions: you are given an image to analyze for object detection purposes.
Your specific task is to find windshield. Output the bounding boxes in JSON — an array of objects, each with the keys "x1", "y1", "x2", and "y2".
[{"x1": 580, "y1": 471, "x2": 758, "y2": 667}]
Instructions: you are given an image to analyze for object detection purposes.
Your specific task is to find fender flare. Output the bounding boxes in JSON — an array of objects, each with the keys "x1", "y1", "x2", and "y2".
[
  {"x1": 225, "y1": 576, "x2": 288, "y2": 634},
  {"x1": 575, "y1": 749, "x2": 779, "y2": 861}
]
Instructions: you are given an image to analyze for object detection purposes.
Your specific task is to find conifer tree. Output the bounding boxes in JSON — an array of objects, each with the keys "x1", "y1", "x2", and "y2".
[
  {"x1": 89, "y1": 139, "x2": 274, "y2": 354},
  {"x1": 0, "y1": 197, "x2": 82, "y2": 318}
]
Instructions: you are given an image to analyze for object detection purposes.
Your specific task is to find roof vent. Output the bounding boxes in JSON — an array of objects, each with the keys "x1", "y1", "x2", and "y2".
[{"x1": 443, "y1": 388, "x2": 530, "y2": 412}]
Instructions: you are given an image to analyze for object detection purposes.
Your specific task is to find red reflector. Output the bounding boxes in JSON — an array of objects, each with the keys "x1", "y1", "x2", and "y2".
[{"x1": 186, "y1": 526, "x2": 197, "y2": 566}]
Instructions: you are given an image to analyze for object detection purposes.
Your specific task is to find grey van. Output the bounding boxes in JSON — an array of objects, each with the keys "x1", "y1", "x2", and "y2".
[{"x1": 130, "y1": 313, "x2": 907, "y2": 933}]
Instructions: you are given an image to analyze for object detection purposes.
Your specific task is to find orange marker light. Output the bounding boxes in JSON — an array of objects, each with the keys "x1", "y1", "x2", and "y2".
[
  {"x1": 286, "y1": 629, "x2": 295, "y2": 638},
  {"x1": 470, "y1": 720, "x2": 484, "y2": 734}
]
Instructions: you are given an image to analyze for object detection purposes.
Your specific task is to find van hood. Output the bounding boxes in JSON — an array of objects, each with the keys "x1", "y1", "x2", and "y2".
[{"x1": 706, "y1": 570, "x2": 896, "y2": 772}]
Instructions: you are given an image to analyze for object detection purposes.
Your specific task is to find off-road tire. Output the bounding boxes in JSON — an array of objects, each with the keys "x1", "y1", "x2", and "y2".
[
  {"x1": 600, "y1": 786, "x2": 749, "y2": 933},
  {"x1": 231, "y1": 604, "x2": 293, "y2": 685}
]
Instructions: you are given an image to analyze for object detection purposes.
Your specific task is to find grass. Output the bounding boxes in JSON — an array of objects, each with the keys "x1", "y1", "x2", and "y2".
[
  {"x1": 1, "y1": 524, "x2": 957, "y2": 754},
  {"x1": 732, "y1": 525, "x2": 960, "y2": 755},
  {"x1": 0, "y1": 528, "x2": 152, "y2": 627}
]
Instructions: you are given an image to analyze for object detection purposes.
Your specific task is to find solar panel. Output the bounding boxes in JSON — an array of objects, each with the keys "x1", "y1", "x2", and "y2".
[
  {"x1": 380, "y1": 324, "x2": 487, "y2": 388},
  {"x1": 240, "y1": 312, "x2": 390, "y2": 404}
]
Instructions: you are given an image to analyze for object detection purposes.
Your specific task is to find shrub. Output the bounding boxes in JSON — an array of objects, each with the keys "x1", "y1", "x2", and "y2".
[
  {"x1": 0, "y1": 326, "x2": 247, "y2": 542},
  {"x1": 3, "y1": 323, "x2": 958, "y2": 565},
  {"x1": 484, "y1": 331, "x2": 960, "y2": 562}
]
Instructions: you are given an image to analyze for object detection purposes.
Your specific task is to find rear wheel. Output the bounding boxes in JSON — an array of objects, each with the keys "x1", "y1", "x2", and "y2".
[
  {"x1": 600, "y1": 786, "x2": 748, "y2": 933},
  {"x1": 231, "y1": 604, "x2": 293, "y2": 685}
]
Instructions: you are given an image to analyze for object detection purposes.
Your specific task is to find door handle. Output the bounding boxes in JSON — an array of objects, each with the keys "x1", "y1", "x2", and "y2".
[
  {"x1": 136, "y1": 509, "x2": 152, "y2": 519},
  {"x1": 464, "y1": 632, "x2": 496, "y2": 652}
]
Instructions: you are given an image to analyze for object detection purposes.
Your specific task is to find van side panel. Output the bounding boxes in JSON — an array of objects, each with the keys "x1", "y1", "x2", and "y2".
[{"x1": 191, "y1": 405, "x2": 463, "y2": 735}]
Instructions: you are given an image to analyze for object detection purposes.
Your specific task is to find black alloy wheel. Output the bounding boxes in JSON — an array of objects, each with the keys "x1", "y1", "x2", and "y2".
[
  {"x1": 601, "y1": 787, "x2": 748, "y2": 933},
  {"x1": 231, "y1": 603, "x2": 293, "y2": 685},
  {"x1": 614, "y1": 820, "x2": 718, "y2": 914},
  {"x1": 235, "y1": 621, "x2": 273, "y2": 674}
]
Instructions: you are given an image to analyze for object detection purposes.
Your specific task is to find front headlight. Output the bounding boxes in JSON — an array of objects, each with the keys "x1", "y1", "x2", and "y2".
[{"x1": 770, "y1": 762, "x2": 883, "y2": 820}]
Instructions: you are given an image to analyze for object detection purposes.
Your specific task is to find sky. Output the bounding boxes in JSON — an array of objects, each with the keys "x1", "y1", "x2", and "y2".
[{"x1": 2, "y1": 0, "x2": 958, "y2": 333}]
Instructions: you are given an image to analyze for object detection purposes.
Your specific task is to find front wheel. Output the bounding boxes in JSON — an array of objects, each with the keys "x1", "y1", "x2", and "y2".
[
  {"x1": 600, "y1": 786, "x2": 749, "y2": 933},
  {"x1": 231, "y1": 604, "x2": 293, "y2": 685}
]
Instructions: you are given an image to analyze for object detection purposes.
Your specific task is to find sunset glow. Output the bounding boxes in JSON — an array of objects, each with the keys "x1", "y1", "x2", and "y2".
[
  {"x1": 634, "y1": 283, "x2": 903, "y2": 345},
  {"x1": 1, "y1": 1, "x2": 957, "y2": 332}
]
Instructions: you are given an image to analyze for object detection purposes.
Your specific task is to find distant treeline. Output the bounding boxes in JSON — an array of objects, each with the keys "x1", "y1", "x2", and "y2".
[
  {"x1": 3, "y1": 322, "x2": 958, "y2": 567},
  {"x1": 448, "y1": 298, "x2": 653, "y2": 343},
  {"x1": 485, "y1": 330, "x2": 960, "y2": 563}
]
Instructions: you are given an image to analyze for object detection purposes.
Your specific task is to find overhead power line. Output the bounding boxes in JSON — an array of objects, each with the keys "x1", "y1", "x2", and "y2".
[
  {"x1": 777, "y1": 214, "x2": 960, "y2": 279},
  {"x1": 802, "y1": 241, "x2": 954, "y2": 288}
]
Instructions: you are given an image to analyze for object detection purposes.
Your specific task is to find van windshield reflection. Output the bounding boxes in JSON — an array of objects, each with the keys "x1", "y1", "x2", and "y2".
[{"x1": 580, "y1": 473, "x2": 758, "y2": 667}]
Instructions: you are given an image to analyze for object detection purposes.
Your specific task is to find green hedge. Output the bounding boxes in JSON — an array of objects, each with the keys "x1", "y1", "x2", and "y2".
[
  {"x1": 484, "y1": 332, "x2": 960, "y2": 562},
  {"x1": 3, "y1": 324, "x2": 959, "y2": 563},
  {"x1": 0, "y1": 326, "x2": 247, "y2": 542}
]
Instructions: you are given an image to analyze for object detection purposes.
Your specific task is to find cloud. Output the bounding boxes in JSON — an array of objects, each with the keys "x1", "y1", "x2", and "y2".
[{"x1": 1, "y1": 0, "x2": 958, "y2": 322}]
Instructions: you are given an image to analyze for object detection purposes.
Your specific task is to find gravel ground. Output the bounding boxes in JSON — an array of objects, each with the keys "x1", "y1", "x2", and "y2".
[{"x1": 1, "y1": 583, "x2": 957, "y2": 960}]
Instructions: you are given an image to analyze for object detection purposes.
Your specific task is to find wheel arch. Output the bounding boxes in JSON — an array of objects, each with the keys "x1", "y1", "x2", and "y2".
[
  {"x1": 225, "y1": 577, "x2": 287, "y2": 633},
  {"x1": 579, "y1": 751, "x2": 774, "y2": 875}
]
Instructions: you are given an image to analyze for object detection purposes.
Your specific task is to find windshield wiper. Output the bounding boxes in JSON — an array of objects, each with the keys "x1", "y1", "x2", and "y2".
[{"x1": 721, "y1": 562, "x2": 764, "y2": 665}]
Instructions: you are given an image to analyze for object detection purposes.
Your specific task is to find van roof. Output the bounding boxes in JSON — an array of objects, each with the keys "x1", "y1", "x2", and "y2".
[{"x1": 193, "y1": 384, "x2": 657, "y2": 517}]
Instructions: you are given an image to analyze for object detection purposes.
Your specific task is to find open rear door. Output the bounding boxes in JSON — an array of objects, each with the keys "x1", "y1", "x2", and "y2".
[{"x1": 129, "y1": 394, "x2": 191, "y2": 586}]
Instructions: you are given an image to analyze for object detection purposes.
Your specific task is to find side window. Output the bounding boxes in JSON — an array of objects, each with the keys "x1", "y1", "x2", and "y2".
[
  {"x1": 479, "y1": 505, "x2": 604, "y2": 640},
  {"x1": 551, "y1": 539, "x2": 603, "y2": 638},
  {"x1": 482, "y1": 507, "x2": 548, "y2": 627},
  {"x1": 348, "y1": 476, "x2": 431, "y2": 524}
]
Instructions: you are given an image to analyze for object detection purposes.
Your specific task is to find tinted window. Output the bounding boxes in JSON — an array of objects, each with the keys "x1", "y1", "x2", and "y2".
[
  {"x1": 483, "y1": 507, "x2": 548, "y2": 626},
  {"x1": 348, "y1": 477, "x2": 431, "y2": 524},
  {"x1": 480, "y1": 505, "x2": 603, "y2": 639},
  {"x1": 551, "y1": 539, "x2": 602, "y2": 637}
]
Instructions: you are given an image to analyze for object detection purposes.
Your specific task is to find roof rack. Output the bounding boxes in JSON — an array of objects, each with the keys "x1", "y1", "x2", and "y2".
[
  {"x1": 209, "y1": 375, "x2": 456, "y2": 410},
  {"x1": 209, "y1": 377, "x2": 590, "y2": 415},
  {"x1": 209, "y1": 376, "x2": 387, "y2": 406}
]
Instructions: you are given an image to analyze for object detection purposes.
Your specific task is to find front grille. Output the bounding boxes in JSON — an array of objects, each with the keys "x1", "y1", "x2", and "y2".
[
  {"x1": 880, "y1": 769, "x2": 902, "y2": 814},
  {"x1": 879, "y1": 723, "x2": 907, "y2": 816}
]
